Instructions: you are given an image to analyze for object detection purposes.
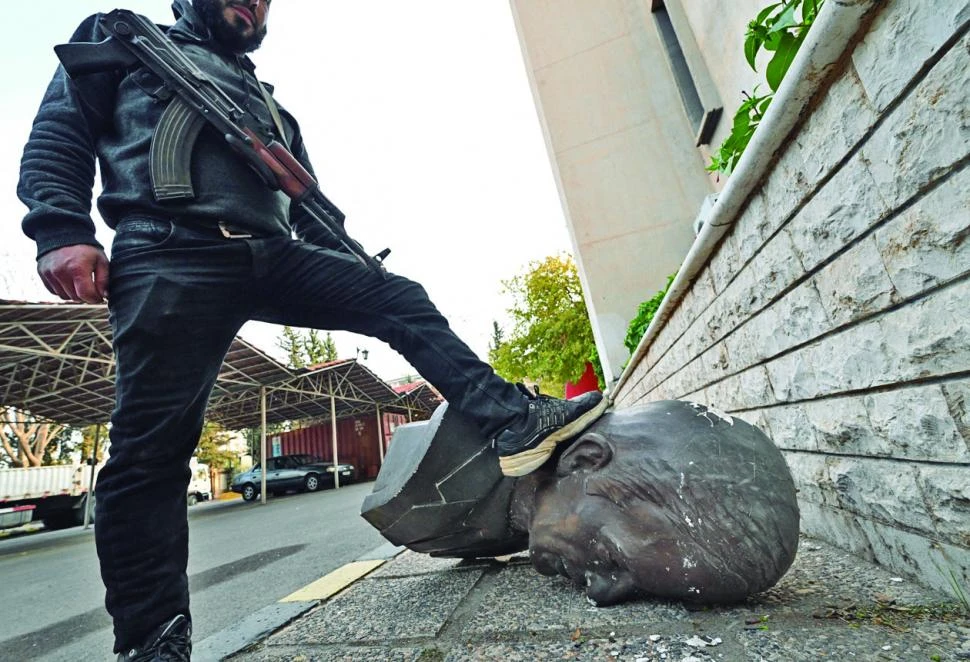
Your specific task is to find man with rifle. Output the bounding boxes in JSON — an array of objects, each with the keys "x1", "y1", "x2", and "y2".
[{"x1": 17, "y1": 1, "x2": 607, "y2": 659}]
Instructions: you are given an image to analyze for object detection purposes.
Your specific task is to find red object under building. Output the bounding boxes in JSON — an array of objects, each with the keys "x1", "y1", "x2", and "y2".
[{"x1": 564, "y1": 361, "x2": 601, "y2": 399}]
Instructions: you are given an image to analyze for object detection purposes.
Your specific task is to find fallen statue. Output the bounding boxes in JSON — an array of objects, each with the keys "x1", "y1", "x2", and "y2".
[{"x1": 361, "y1": 399, "x2": 799, "y2": 606}]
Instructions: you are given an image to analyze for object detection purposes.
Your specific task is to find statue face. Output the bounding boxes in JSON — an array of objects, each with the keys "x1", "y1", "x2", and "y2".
[
  {"x1": 526, "y1": 402, "x2": 800, "y2": 606},
  {"x1": 528, "y1": 433, "x2": 678, "y2": 606}
]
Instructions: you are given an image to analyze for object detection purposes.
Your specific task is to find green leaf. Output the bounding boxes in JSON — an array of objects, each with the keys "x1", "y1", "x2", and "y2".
[
  {"x1": 744, "y1": 34, "x2": 760, "y2": 70},
  {"x1": 754, "y1": 2, "x2": 783, "y2": 25},
  {"x1": 756, "y1": 95, "x2": 774, "y2": 115},
  {"x1": 765, "y1": 32, "x2": 799, "y2": 91},
  {"x1": 732, "y1": 110, "x2": 751, "y2": 134},
  {"x1": 767, "y1": 2, "x2": 799, "y2": 34},
  {"x1": 803, "y1": 0, "x2": 822, "y2": 21},
  {"x1": 763, "y1": 29, "x2": 783, "y2": 51}
]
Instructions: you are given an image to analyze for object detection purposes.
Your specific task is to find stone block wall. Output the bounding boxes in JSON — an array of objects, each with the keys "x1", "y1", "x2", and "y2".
[{"x1": 613, "y1": 0, "x2": 970, "y2": 597}]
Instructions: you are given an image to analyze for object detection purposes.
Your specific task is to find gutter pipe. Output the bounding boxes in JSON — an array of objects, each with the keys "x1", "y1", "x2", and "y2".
[{"x1": 611, "y1": 0, "x2": 882, "y2": 399}]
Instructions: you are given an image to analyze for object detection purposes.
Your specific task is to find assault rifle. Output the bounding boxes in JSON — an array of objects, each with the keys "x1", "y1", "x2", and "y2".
[{"x1": 55, "y1": 9, "x2": 389, "y2": 278}]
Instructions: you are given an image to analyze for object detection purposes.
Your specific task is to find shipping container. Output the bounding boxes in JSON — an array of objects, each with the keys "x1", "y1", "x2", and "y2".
[
  {"x1": 274, "y1": 409, "x2": 429, "y2": 481},
  {"x1": 276, "y1": 416, "x2": 377, "y2": 480}
]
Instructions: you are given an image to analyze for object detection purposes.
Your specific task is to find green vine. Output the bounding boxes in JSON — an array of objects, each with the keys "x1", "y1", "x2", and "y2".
[
  {"x1": 624, "y1": 272, "x2": 677, "y2": 355},
  {"x1": 707, "y1": 0, "x2": 824, "y2": 176}
]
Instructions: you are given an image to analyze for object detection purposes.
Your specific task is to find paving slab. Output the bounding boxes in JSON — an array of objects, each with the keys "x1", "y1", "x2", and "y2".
[
  {"x1": 367, "y1": 551, "x2": 499, "y2": 578},
  {"x1": 229, "y1": 536, "x2": 970, "y2": 662},
  {"x1": 465, "y1": 564, "x2": 691, "y2": 637},
  {"x1": 270, "y1": 567, "x2": 485, "y2": 645}
]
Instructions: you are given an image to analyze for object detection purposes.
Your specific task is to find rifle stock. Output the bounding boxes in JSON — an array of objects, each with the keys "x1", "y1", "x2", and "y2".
[{"x1": 54, "y1": 38, "x2": 138, "y2": 77}]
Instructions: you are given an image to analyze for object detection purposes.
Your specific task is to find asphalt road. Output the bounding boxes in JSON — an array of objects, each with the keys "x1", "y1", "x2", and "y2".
[{"x1": 0, "y1": 480, "x2": 387, "y2": 661}]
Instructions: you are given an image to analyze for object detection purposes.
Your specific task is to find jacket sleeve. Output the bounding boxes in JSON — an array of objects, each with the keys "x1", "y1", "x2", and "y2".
[
  {"x1": 279, "y1": 107, "x2": 348, "y2": 251},
  {"x1": 17, "y1": 14, "x2": 121, "y2": 259}
]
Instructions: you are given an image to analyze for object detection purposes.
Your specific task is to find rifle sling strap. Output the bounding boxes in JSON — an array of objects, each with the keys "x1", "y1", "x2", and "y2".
[{"x1": 254, "y1": 78, "x2": 288, "y2": 146}]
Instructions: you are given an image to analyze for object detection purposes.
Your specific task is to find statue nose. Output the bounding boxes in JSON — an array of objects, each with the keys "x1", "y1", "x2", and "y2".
[{"x1": 585, "y1": 570, "x2": 636, "y2": 607}]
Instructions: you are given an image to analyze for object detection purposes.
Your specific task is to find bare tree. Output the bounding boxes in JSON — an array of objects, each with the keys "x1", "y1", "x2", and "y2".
[{"x1": 1, "y1": 407, "x2": 67, "y2": 468}]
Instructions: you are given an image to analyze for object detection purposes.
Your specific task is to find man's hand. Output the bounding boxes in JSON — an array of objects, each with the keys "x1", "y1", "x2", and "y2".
[{"x1": 37, "y1": 245, "x2": 110, "y2": 304}]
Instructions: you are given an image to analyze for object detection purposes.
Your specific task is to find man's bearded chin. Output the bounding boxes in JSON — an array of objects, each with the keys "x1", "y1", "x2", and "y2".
[{"x1": 194, "y1": 0, "x2": 268, "y2": 53}]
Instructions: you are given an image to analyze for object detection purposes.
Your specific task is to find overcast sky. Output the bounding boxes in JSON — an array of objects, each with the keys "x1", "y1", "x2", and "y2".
[{"x1": 0, "y1": 1, "x2": 572, "y2": 380}]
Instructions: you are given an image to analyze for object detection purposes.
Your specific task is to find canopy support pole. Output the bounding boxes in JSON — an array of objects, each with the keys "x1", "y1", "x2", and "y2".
[
  {"x1": 330, "y1": 394, "x2": 340, "y2": 489},
  {"x1": 260, "y1": 386, "x2": 267, "y2": 504}
]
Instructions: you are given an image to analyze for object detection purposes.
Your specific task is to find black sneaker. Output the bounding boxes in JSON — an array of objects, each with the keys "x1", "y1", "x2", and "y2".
[
  {"x1": 494, "y1": 385, "x2": 609, "y2": 477},
  {"x1": 117, "y1": 614, "x2": 191, "y2": 662}
]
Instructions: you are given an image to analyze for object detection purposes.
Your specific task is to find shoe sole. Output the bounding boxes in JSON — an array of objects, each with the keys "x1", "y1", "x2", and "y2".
[{"x1": 498, "y1": 398, "x2": 609, "y2": 477}]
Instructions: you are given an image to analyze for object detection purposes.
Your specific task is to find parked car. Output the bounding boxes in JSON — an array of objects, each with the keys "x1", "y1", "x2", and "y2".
[{"x1": 230, "y1": 454, "x2": 356, "y2": 502}]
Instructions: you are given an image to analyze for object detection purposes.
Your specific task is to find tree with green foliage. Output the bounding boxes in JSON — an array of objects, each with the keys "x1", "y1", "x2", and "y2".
[
  {"x1": 195, "y1": 421, "x2": 240, "y2": 487},
  {"x1": 76, "y1": 424, "x2": 108, "y2": 464},
  {"x1": 489, "y1": 254, "x2": 601, "y2": 397},
  {"x1": 488, "y1": 320, "x2": 504, "y2": 355},
  {"x1": 277, "y1": 326, "x2": 339, "y2": 369}
]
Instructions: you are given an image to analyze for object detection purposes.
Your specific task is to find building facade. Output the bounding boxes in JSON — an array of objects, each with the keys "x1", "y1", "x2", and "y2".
[{"x1": 511, "y1": 0, "x2": 970, "y2": 598}]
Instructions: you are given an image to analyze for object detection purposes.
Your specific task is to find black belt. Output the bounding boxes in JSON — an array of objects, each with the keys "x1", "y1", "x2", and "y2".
[
  {"x1": 173, "y1": 217, "x2": 254, "y2": 239},
  {"x1": 120, "y1": 215, "x2": 261, "y2": 240}
]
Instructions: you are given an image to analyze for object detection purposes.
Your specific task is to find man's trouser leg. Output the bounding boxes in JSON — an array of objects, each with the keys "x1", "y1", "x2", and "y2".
[
  {"x1": 96, "y1": 218, "x2": 249, "y2": 653},
  {"x1": 97, "y1": 221, "x2": 525, "y2": 652},
  {"x1": 248, "y1": 237, "x2": 526, "y2": 435}
]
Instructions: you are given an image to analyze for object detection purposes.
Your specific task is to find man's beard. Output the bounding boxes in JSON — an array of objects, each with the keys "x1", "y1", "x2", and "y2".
[{"x1": 194, "y1": 0, "x2": 267, "y2": 53}]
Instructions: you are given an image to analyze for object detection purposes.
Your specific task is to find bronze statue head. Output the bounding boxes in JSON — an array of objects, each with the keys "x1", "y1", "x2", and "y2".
[
  {"x1": 520, "y1": 401, "x2": 799, "y2": 606},
  {"x1": 362, "y1": 400, "x2": 799, "y2": 607}
]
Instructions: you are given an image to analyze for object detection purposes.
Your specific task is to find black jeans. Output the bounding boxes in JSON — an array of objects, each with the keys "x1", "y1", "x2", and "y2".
[{"x1": 97, "y1": 217, "x2": 526, "y2": 652}]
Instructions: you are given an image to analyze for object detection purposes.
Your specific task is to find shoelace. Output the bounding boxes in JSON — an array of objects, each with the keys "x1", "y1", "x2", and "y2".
[
  {"x1": 157, "y1": 637, "x2": 191, "y2": 662},
  {"x1": 534, "y1": 396, "x2": 567, "y2": 428},
  {"x1": 127, "y1": 630, "x2": 190, "y2": 662},
  {"x1": 515, "y1": 384, "x2": 569, "y2": 428}
]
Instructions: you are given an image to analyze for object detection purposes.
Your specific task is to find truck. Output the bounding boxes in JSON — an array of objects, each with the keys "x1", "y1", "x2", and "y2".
[
  {"x1": 0, "y1": 462, "x2": 99, "y2": 530},
  {"x1": 0, "y1": 457, "x2": 213, "y2": 530},
  {"x1": 187, "y1": 458, "x2": 213, "y2": 506}
]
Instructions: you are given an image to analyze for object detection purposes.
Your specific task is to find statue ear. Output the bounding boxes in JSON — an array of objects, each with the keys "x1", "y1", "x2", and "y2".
[{"x1": 556, "y1": 433, "x2": 613, "y2": 476}]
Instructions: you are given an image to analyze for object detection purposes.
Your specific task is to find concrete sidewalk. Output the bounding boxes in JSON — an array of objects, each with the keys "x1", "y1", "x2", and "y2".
[{"x1": 220, "y1": 536, "x2": 968, "y2": 661}]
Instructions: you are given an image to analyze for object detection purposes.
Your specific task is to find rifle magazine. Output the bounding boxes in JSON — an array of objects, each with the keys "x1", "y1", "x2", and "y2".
[{"x1": 150, "y1": 97, "x2": 206, "y2": 201}]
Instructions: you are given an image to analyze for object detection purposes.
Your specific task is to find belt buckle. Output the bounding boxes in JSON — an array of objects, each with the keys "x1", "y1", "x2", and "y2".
[{"x1": 218, "y1": 222, "x2": 253, "y2": 239}]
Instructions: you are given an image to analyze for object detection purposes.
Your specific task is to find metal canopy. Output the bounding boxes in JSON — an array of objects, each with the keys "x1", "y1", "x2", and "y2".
[
  {"x1": 0, "y1": 300, "x2": 437, "y2": 428},
  {"x1": 394, "y1": 381, "x2": 443, "y2": 419},
  {"x1": 206, "y1": 359, "x2": 422, "y2": 429}
]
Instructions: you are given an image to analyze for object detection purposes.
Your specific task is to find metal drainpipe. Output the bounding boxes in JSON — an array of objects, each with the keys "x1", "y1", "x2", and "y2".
[{"x1": 611, "y1": 0, "x2": 882, "y2": 399}]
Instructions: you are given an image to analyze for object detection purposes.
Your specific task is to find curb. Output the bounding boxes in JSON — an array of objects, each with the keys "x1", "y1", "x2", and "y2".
[
  {"x1": 0, "y1": 522, "x2": 45, "y2": 539},
  {"x1": 193, "y1": 541, "x2": 404, "y2": 661}
]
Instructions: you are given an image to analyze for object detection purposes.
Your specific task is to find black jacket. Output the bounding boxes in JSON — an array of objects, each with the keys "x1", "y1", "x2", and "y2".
[{"x1": 18, "y1": 0, "x2": 343, "y2": 258}]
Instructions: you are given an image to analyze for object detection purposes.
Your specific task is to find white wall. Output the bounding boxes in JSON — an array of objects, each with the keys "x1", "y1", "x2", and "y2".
[{"x1": 510, "y1": 0, "x2": 712, "y2": 383}]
